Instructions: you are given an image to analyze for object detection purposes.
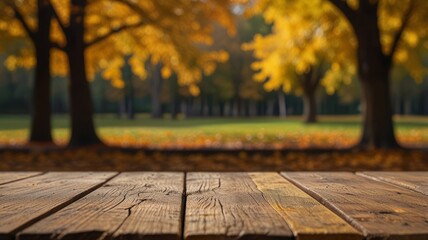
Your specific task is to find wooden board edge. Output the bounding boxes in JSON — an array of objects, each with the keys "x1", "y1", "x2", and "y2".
[{"x1": 279, "y1": 172, "x2": 369, "y2": 238}]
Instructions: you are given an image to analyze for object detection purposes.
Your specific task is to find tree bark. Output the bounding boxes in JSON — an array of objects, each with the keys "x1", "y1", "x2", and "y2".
[
  {"x1": 151, "y1": 63, "x2": 163, "y2": 118},
  {"x1": 359, "y1": 66, "x2": 398, "y2": 149},
  {"x1": 29, "y1": 0, "x2": 53, "y2": 143},
  {"x1": 171, "y1": 98, "x2": 179, "y2": 119},
  {"x1": 249, "y1": 100, "x2": 257, "y2": 116},
  {"x1": 219, "y1": 102, "x2": 225, "y2": 117},
  {"x1": 299, "y1": 66, "x2": 322, "y2": 124},
  {"x1": 354, "y1": 3, "x2": 398, "y2": 149},
  {"x1": 232, "y1": 97, "x2": 240, "y2": 117},
  {"x1": 169, "y1": 77, "x2": 179, "y2": 120},
  {"x1": 266, "y1": 99, "x2": 275, "y2": 116},
  {"x1": 66, "y1": 0, "x2": 101, "y2": 147},
  {"x1": 303, "y1": 91, "x2": 317, "y2": 123},
  {"x1": 423, "y1": 89, "x2": 428, "y2": 115},
  {"x1": 207, "y1": 95, "x2": 214, "y2": 117},
  {"x1": 278, "y1": 90, "x2": 286, "y2": 118},
  {"x1": 126, "y1": 96, "x2": 134, "y2": 119},
  {"x1": 199, "y1": 92, "x2": 205, "y2": 117},
  {"x1": 123, "y1": 56, "x2": 134, "y2": 120}
]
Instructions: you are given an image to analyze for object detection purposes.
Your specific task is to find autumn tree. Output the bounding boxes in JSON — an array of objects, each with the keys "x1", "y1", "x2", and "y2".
[
  {"x1": 250, "y1": 0, "x2": 428, "y2": 148},
  {"x1": 0, "y1": 0, "x2": 55, "y2": 143},
  {"x1": 245, "y1": 4, "x2": 355, "y2": 123},
  {"x1": 49, "y1": 0, "x2": 234, "y2": 146},
  {"x1": 328, "y1": 0, "x2": 428, "y2": 148},
  {"x1": 204, "y1": 14, "x2": 268, "y2": 117}
]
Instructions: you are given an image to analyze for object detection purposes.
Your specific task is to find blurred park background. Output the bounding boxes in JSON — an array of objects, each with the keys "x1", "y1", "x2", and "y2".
[{"x1": 0, "y1": 0, "x2": 427, "y2": 170}]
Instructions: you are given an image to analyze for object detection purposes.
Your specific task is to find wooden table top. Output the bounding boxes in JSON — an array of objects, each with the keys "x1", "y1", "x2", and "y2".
[{"x1": 0, "y1": 171, "x2": 427, "y2": 240}]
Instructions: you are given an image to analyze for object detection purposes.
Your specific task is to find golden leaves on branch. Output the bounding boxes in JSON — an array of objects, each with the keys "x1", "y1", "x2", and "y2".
[
  {"x1": 245, "y1": 0, "x2": 428, "y2": 94},
  {"x1": 245, "y1": 0, "x2": 356, "y2": 95},
  {"x1": 0, "y1": 0, "x2": 236, "y2": 96}
]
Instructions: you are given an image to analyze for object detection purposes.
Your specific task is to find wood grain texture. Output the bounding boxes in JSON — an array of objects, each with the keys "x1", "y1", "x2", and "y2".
[
  {"x1": 18, "y1": 172, "x2": 184, "y2": 240},
  {"x1": 249, "y1": 172, "x2": 362, "y2": 240},
  {"x1": 0, "y1": 172, "x2": 43, "y2": 185},
  {"x1": 358, "y1": 172, "x2": 428, "y2": 196},
  {"x1": 0, "y1": 172, "x2": 116, "y2": 239},
  {"x1": 185, "y1": 172, "x2": 293, "y2": 240},
  {"x1": 282, "y1": 172, "x2": 428, "y2": 240}
]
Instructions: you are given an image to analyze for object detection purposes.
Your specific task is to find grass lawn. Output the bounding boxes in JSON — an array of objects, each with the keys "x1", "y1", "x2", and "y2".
[{"x1": 0, "y1": 114, "x2": 427, "y2": 148}]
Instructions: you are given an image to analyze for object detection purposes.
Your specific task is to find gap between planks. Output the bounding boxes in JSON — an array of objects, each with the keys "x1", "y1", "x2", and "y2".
[
  {"x1": 282, "y1": 172, "x2": 428, "y2": 240},
  {"x1": 357, "y1": 171, "x2": 428, "y2": 196},
  {"x1": 12, "y1": 172, "x2": 120, "y2": 236},
  {"x1": 18, "y1": 172, "x2": 185, "y2": 240},
  {"x1": 0, "y1": 172, "x2": 45, "y2": 186},
  {"x1": 0, "y1": 172, "x2": 120, "y2": 239}
]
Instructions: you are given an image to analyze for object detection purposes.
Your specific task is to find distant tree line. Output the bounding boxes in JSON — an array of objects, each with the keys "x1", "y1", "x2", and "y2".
[{"x1": 1, "y1": 52, "x2": 428, "y2": 117}]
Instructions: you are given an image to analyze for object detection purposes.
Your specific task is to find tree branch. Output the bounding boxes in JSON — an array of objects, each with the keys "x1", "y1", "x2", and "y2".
[
  {"x1": 50, "y1": 4, "x2": 68, "y2": 37},
  {"x1": 84, "y1": 22, "x2": 143, "y2": 48},
  {"x1": 328, "y1": 0, "x2": 357, "y2": 28},
  {"x1": 8, "y1": 3, "x2": 37, "y2": 43},
  {"x1": 388, "y1": 0, "x2": 415, "y2": 60}
]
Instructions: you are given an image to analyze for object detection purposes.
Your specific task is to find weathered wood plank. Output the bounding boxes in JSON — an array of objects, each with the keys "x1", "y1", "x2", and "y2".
[
  {"x1": 249, "y1": 172, "x2": 362, "y2": 240},
  {"x1": 18, "y1": 172, "x2": 184, "y2": 240},
  {"x1": 358, "y1": 172, "x2": 428, "y2": 196},
  {"x1": 0, "y1": 172, "x2": 43, "y2": 185},
  {"x1": 0, "y1": 172, "x2": 116, "y2": 239},
  {"x1": 282, "y1": 172, "x2": 428, "y2": 240},
  {"x1": 185, "y1": 172, "x2": 293, "y2": 240}
]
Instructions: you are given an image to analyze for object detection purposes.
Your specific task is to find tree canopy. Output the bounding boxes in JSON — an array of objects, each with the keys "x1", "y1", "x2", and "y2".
[
  {"x1": 0, "y1": 0, "x2": 236, "y2": 94},
  {"x1": 245, "y1": 0, "x2": 428, "y2": 94}
]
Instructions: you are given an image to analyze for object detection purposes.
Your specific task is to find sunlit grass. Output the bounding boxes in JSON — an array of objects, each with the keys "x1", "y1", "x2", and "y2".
[{"x1": 0, "y1": 114, "x2": 426, "y2": 148}]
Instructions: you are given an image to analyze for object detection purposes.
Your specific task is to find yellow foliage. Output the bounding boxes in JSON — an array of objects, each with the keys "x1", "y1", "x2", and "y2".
[
  {"x1": 245, "y1": 0, "x2": 356, "y2": 94},
  {"x1": 0, "y1": 0, "x2": 236, "y2": 95},
  {"x1": 246, "y1": 0, "x2": 428, "y2": 93}
]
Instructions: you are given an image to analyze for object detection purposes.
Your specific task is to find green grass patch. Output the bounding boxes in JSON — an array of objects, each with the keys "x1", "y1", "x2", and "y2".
[{"x1": 0, "y1": 114, "x2": 426, "y2": 148}]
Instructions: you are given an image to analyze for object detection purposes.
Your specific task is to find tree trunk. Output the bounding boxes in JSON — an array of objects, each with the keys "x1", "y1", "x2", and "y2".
[
  {"x1": 127, "y1": 96, "x2": 134, "y2": 119},
  {"x1": 298, "y1": 66, "x2": 321, "y2": 123},
  {"x1": 118, "y1": 100, "x2": 126, "y2": 118},
  {"x1": 404, "y1": 99, "x2": 412, "y2": 115},
  {"x1": 303, "y1": 91, "x2": 317, "y2": 123},
  {"x1": 169, "y1": 76, "x2": 179, "y2": 119},
  {"x1": 278, "y1": 90, "x2": 286, "y2": 118},
  {"x1": 219, "y1": 102, "x2": 225, "y2": 117},
  {"x1": 266, "y1": 99, "x2": 275, "y2": 116},
  {"x1": 232, "y1": 97, "x2": 240, "y2": 117},
  {"x1": 66, "y1": 0, "x2": 101, "y2": 147},
  {"x1": 353, "y1": 4, "x2": 398, "y2": 149},
  {"x1": 249, "y1": 100, "x2": 257, "y2": 116},
  {"x1": 123, "y1": 56, "x2": 134, "y2": 120},
  {"x1": 185, "y1": 98, "x2": 193, "y2": 118},
  {"x1": 171, "y1": 98, "x2": 179, "y2": 119},
  {"x1": 423, "y1": 89, "x2": 428, "y2": 115},
  {"x1": 359, "y1": 73, "x2": 398, "y2": 149},
  {"x1": 199, "y1": 93, "x2": 205, "y2": 117},
  {"x1": 151, "y1": 64, "x2": 163, "y2": 118},
  {"x1": 29, "y1": 0, "x2": 53, "y2": 143},
  {"x1": 207, "y1": 95, "x2": 214, "y2": 117}
]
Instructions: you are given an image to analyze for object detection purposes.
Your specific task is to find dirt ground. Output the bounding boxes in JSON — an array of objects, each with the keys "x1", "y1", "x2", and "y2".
[{"x1": 0, "y1": 146, "x2": 427, "y2": 171}]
